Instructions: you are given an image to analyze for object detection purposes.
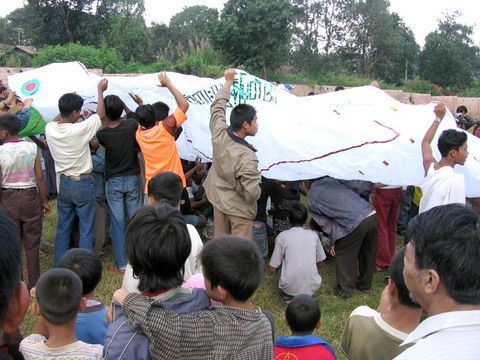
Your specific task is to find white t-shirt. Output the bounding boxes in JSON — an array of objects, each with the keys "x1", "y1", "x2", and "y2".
[
  {"x1": 269, "y1": 226, "x2": 326, "y2": 296},
  {"x1": 19, "y1": 334, "x2": 102, "y2": 359},
  {"x1": 45, "y1": 114, "x2": 102, "y2": 177},
  {"x1": 122, "y1": 224, "x2": 204, "y2": 292}
]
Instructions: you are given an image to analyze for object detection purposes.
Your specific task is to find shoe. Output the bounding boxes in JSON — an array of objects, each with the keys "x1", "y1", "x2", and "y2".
[
  {"x1": 332, "y1": 287, "x2": 353, "y2": 299},
  {"x1": 108, "y1": 266, "x2": 126, "y2": 276},
  {"x1": 356, "y1": 284, "x2": 371, "y2": 292}
]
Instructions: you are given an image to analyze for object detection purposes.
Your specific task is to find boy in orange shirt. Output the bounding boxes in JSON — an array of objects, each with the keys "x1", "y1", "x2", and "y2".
[{"x1": 135, "y1": 73, "x2": 189, "y2": 195}]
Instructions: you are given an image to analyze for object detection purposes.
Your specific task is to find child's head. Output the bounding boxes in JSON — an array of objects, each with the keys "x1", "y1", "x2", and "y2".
[
  {"x1": 125, "y1": 203, "x2": 191, "y2": 293},
  {"x1": 135, "y1": 104, "x2": 156, "y2": 129},
  {"x1": 104, "y1": 94, "x2": 124, "y2": 121},
  {"x1": 388, "y1": 246, "x2": 421, "y2": 309},
  {"x1": 0, "y1": 114, "x2": 20, "y2": 141},
  {"x1": 286, "y1": 294, "x2": 320, "y2": 334},
  {"x1": 58, "y1": 93, "x2": 84, "y2": 118},
  {"x1": 288, "y1": 201, "x2": 308, "y2": 227},
  {"x1": 57, "y1": 249, "x2": 102, "y2": 296},
  {"x1": 35, "y1": 268, "x2": 83, "y2": 325},
  {"x1": 147, "y1": 171, "x2": 183, "y2": 206},
  {"x1": 200, "y1": 236, "x2": 264, "y2": 302},
  {"x1": 152, "y1": 101, "x2": 170, "y2": 121}
]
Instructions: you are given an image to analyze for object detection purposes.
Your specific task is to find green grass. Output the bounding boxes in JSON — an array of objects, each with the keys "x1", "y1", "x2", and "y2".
[{"x1": 22, "y1": 200, "x2": 395, "y2": 360}]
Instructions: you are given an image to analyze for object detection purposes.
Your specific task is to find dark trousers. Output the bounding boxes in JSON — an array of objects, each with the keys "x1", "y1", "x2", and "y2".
[
  {"x1": 0, "y1": 188, "x2": 42, "y2": 289},
  {"x1": 334, "y1": 214, "x2": 378, "y2": 295}
]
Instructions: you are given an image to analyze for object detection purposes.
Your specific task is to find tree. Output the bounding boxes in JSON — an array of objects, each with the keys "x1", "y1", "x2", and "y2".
[
  {"x1": 169, "y1": 5, "x2": 219, "y2": 47},
  {"x1": 419, "y1": 12, "x2": 479, "y2": 88},
  {"x1": 339, "y1": 0, "x2": 419, "y2": 83},
  {"x1": 213, "y1": 0, "x2": 294, "y2": 76}
]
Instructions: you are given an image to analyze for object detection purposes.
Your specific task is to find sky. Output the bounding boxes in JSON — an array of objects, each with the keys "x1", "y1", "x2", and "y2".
[{"x1": 1, "y1": 0, "x2": 479, "y2": 47}]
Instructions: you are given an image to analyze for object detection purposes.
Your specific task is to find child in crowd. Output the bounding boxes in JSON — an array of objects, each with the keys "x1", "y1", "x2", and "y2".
[
  {"x1": 19, "y1": 268, "x2": 102, "y2": 359},
  {"x1": 269, "y1": 201, "x2": 327, "y2": 303},
  {"x1": 103, "y1": 203, "x2": 210, "y2": 360},
  {"x1": 113, "y1": 235, "x2": 274, "y2": 359},
  {"x1": 0, "y1": 114, "x2": 50, "y2": 290},
  {"x1": 275, "y1": 294, "x2": 336, "y2": 359},
  {"x1": 121, "y1": 171, "x2": 203, "y2": 292},
  {"x1": 57, "y1": 249, "x2": 108, "y2": 345},
  {"x1": 134, "y1": 72, "x2": 189, "y2": 194}
]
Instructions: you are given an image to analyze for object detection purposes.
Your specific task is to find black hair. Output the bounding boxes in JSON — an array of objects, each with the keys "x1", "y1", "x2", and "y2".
[
  {"x1": 229, "y1": 104, "x2": 256, "y2": 131},
  {"x1": 286, "y1": 294, "x2": 320, "y2": 333},
  {"x1": 456, "y1": 105, "x2": 468, "y2": 114},
  {"x1": 125, "y1": 203, "x2": 191, "y2": 293},
  {"x1": 0, "y1": 114, "x2": 21, "y2": 136},
  {"x1": 0, "y1": 86, "x2": 7, "y2": 93},
  {"x1": 0, "y1": 210, "x2": 22, "y2": 322},
  {"x1": 437, "y1": 129, "x2": 467, "y2": 158},
  {"x1": 104, "y1": 94, "x2": 124, "y2": 121},
  {"x1": 200, "y1": 236, "x2": 264, "y2": 301},
  {"x1": 152, "y1": 101, "x2": 170, "y2": 121},
  {"x1": 288, "y1": 201, "x2": 308, "y2": 226},
  {"x1": 35, "y1": 268, "x2": 83, "y2": 325},
  {"x1": 58, "y1": 93, "x2": 84, "y2": 117},
  {"x1": 135, "y1": 104, "x2": 156, "y2": 128},
  {"x1": 406, "y1": 204, "x2": 480, "y2": 304},
  {"x1": 335, "y1": 86, "x2": 345, "y2": 91},
  {"x1": 57, "y1": 249, "x2": 102, "y2": 295},
  {"x1": 148, "y1": 171, "x2": 183, "y2": 206},
  {"x1": 389, "y1": 247, "x2": 420, "y2": 309}
]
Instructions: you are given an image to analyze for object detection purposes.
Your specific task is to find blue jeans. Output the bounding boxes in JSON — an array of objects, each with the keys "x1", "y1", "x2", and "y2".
[
  {"x1": 55, "y1": 175, "x2": 96, "y2": 264},
  {"x1": 252, "y1": 221, "x2": 268, "y2": 259},
  {"x1": 105, "y1": 175, "x2": 140, "y2": 269}
]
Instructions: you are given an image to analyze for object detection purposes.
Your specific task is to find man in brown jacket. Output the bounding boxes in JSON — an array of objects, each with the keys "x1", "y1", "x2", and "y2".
[{"x1": 204, "y1": 68, "x2": 261, "y2": 239}]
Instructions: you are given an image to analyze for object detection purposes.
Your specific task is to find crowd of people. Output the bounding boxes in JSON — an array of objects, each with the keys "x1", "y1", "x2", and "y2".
[{"x1": 0, "y1": 69, "x2": 479, "y2": 360}]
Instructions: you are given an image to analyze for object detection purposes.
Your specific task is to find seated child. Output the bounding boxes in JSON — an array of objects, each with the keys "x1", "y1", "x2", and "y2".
[
  {"x1": 103, "y1": 202, "x2": 210, "y2": 360},
  {"x1": 19, "y1": 268, "x2": 102, "y2": 359},
  {"x1": 269, "y1": 201, "x2": 327, "y2": 303},
  {"x1": 275, "y1": 294, "x2": 336, "y2": 359},
  {"x1": 57, "y1": 249, "x2": 108, "y2": 345},
  {"x1": 113, "y1": 235, "x2": 274, "y2": 359}
]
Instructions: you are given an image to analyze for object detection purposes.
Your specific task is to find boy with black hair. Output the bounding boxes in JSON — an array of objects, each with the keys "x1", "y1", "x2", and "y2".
[
  {"x1": 19, "y1": 268, "x2": 102, "y2": 359},
  {"x1": 269, "y1": 201, "x2": 327, "y2": 303},
  {"x1": 46, "y1": 80, "x2": 107, "y2": 264},
  {"x1": 121, "y1": 171, "x2": 203, "y2": 292},
  {"x1": 341, "y1": 247, "x2": 422, "y2": 360},
  {"x1": 204, "y1": 68, "x2": 261, "y2": 240},
  {"x1": 420, "y1": 102, "x2": 468, "y2": 213},
  {"x1": 96, "y1": 81, "x2": 141, "y2": 274},
  {"x1": 0, "y1": 210, "x2": 29, "y2": 360},
  {"x1": 134, "y1": 73, "x2": 189, "y2": 194},
  {"x1": 0, "y1": 114, "x2": 50, "y2": 290},
  {"x1": 275, "y1": 294, "x2": 336, "y2": 359},
  {"x1": 103, "y1": 203, "x2": 210, "y2": 360},
  {"x1": 152, "y1": 101, "x2": 183, "y2": 140},
  {"x1": 57, "y1": 249, "x2": 107, "y2": 345},
  {"x1": 113, "y1": 235, "x2": 274, "y2": 359}
]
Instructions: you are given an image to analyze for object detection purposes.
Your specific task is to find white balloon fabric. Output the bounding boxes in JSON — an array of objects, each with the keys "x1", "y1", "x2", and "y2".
[{"x1": 8, "y1": 61, "x2": 480, "y2": 196}]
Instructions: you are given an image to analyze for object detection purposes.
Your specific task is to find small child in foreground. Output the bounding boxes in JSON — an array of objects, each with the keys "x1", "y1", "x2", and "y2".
[
  {"x1": 269, "y1": 201, "x2": 327, "y2": 303},
  {"x1": 275, "y1": 294, "x2": 337, "y2": 359},
  {"x1": 19, "y1": 268, "x2": 102, "y2": 359},
  {"x1": 113, "y1": 235, "x2": 274, "y2": 359},
  {"x1": 57, "y1": 249, "x2": 108, "y2": 345}
]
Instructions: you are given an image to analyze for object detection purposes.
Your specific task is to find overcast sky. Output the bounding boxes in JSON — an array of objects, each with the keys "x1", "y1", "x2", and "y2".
[{"x1": 1, "y1": 0, "x2": 478, "y2": 47}]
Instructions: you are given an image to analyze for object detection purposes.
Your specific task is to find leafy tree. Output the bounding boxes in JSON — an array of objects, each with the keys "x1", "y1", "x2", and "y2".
[
  {"x1": 419, "y1": 12, "x2": 479, "y2": 88},
  {"x1": 339, "y1": 0, "x2": 419, "y2": 83},
  {"x1": 169, "y1": 5, "x2": 219, "y2": 46},
  {"x1": 213, "y1": 0, "x2": 294, "y2": 76}
]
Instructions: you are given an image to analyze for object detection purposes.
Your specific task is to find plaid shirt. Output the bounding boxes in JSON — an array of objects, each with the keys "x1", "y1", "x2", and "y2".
[{"x1": 123, "y1": 293, "x2": 274, "y2": 359}]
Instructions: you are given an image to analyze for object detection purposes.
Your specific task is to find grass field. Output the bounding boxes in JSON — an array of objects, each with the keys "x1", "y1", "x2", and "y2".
[{"x1": 21, "y1": 200, "x2": 396, "y2": 360}]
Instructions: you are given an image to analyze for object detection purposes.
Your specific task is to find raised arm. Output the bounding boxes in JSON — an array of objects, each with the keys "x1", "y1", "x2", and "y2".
[
  {"x1": 210, "y1": 69, "x2": 235, "y2": 136},
  {"x1": 159, "y1": 72, "x2": 189, "y2": 114},
  {"x1": 422, "y1": 103, "x2": 446, "y2": 175},
  {"x1": 97, "y1": 79, "x2": 108, "y2": 123}
]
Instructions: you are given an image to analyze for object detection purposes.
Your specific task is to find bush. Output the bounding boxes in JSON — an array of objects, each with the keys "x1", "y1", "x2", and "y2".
[
  {"x1": 173, "y1": 49, "x2": 225, "y2": 78},
  {"x1": 32, "y1": 44, "x2": 124, "y2": 72},
  {"x1": 402, "y1": 78, "x2": 441, "y2": 95}
]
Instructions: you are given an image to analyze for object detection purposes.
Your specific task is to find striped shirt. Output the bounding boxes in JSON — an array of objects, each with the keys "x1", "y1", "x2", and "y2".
[
  {"x1": 19, "y1": 334, "x2": 102, "y2": 359},
  {"x1": 123, "y1": 293, "x2": 274, "y2": 359},
  {"x1": 394, "y1": 310, "x2": 480, "y2": 360}
]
